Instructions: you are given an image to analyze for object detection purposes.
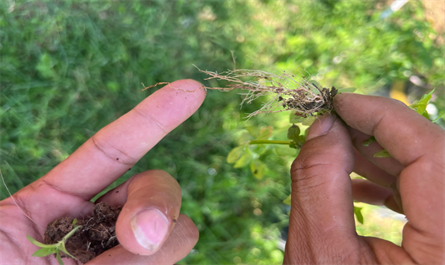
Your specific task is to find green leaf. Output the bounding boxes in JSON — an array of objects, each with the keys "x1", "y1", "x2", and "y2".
[
  {"x1": 245, "y1": 126, "x2": 260, "y2": 137},
  {"x1": 253, "y1": 144, "x2": 267, "y2": 155},
  {"x1": 374, "y1": 149, "x2": 391, "y2": 158},
  {"x1": 257, "y1": 126, "x2": 273, "y2": 140},
  {"x1": 234, "y1": 152, "x2": 251, "y2": 168},
  {"x1": 362, "y1": 136, "x2": 376, "y2": 146},
  {"x1": 227, "y1": 146, "x2": 245, "y2": 163},
  {"x1": 287, "y1": 124, "x2": 301, "y2": 141},
  {"x1": 433, "y1": 113, "x2": 444, "y2": 123},
  {"x1": 237, "y1": 131, "x2": 252, "y2": 145},
  {"x1": 283, "y1": 195, "x2": 291, "y2": 206},
  {"x1": 337, "y1": 87, "x2": 356, "y2": 93},
  {"x1": 27, "y1": 235, "x2": 57, "y2": 248},
  {"x1": 32, "y1": 247, "x2": 57, "y2": 257},
  {"x1": 56, "y1": 251, "x2": 64, "y2": 265},
  {"x1": 354, "y1": 206, "x2": 364, "y2": 224},
  {"x1": 249, "y1": 160, "x2": 266, "y2": 179},
  {"x1": 410, "y1": 89, "x2": 435, "y2": 115},
  {"x1": 72, "y1": 218, "x2": 77, "y2": 226}
]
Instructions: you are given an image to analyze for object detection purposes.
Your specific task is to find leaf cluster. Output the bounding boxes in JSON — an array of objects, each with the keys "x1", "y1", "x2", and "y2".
[{"x1": 27, "y1": 219, "x2": 80, "y2": 265}]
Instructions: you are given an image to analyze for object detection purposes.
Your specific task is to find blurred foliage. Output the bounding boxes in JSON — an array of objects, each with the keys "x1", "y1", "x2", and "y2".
[{"x1": 0, "y1": 0, "x2": 443, "y2": 264}]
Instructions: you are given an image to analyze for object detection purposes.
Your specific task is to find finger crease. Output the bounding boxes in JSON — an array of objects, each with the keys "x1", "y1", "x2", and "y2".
[
  {"x1": 292, "y1": 162, "x2": 330, "y2": 173},
  {"x1": 91, "y1": 134, "x2": 135, "y2": 166},
  {"x1": 41, "y1": 178, "x2": 90, "y2": 200},
  {"x1": 133, "y1": 107, "x2": 168, "y2": 135}
]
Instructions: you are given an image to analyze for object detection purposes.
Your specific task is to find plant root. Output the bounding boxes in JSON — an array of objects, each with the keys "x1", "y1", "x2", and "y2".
[
  {"x1": 196, "y1": 67, "x2": 337, "y2": 118},
  {"x1": 142, "y1": 67, "x2": 337, "y2": 119}
]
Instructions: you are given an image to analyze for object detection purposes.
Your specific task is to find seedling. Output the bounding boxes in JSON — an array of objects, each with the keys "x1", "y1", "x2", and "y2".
[
  {"x1": 145, "y1": 67, "x2": 439, "y2": 227},
  {"x1": 27, "y1": 219, "x2": 81, "y2": 265}
]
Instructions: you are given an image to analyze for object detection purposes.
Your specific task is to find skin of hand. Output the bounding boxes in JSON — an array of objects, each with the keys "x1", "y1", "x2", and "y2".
[
  {"x1": 0, "y1": 79, "x2": 206, "y2": 265},
  {"x1": 284, "y1": 93, "x2": 445, "y2": 264}
]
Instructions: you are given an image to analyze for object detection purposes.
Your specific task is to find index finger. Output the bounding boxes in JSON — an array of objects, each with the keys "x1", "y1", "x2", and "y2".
[
  {"x1": 42, "y1": 79, "x2": 206, "y2": 199},
  {"x1": 334, "y1": 93, "x2": 444, "y2": 166}
]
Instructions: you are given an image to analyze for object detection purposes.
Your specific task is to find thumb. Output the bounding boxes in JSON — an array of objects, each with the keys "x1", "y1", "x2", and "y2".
[{"x1": 284, "y1": 113, "x2": 359, "y2": 264}]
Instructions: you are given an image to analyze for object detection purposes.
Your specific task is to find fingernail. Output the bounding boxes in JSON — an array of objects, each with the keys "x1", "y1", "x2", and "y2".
[
  {"x1": 306, "y1": 113, "x2": 337, "y2": 141},
  {"x1": 131, "y1": 209, "x2": 169, "y2": 251}
]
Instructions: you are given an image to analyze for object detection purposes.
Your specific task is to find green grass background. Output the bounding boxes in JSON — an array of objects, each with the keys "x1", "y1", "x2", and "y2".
[{"x1": 1, "y1": 0, "x2": 444, "y2": 264}]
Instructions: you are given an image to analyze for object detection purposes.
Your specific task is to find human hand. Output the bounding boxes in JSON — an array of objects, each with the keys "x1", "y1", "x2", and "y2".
[
  {"x1": 284, "y1": 93, "x2": 445, "y2": 264},
  {"x1": 0, "y1": 80, "x2": 206, "y2": 264}
]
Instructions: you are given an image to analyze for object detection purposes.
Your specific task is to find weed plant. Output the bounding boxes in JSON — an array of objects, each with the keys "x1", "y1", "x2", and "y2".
[{"x1": 1, "y1": 1, "x2": 444, "y2": 264}]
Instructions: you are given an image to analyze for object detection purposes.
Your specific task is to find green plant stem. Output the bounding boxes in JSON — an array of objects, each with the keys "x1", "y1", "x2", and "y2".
[{"x1": 249, "y1": 140, "x2": 292, "y2": 145}]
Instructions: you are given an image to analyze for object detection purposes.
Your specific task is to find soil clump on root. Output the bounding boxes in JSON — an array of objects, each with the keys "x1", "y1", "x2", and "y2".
[{"x1": 44, "y1": 202, "x2": 122, "y2": 263}]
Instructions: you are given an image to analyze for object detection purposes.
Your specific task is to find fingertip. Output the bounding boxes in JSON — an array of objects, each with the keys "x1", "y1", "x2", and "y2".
[
  {"x1": 169, "y1": 79, "x2": 205, "y2": 92},
  {"x1": 135, "y1": 79, "x2": 206, "y2": 134},
  {"x1": 164, "y1": 79, "x2": 206, "y2": 103},
  {"x1": 306, "y1": 113, "x2": 338, "y2": 141}
]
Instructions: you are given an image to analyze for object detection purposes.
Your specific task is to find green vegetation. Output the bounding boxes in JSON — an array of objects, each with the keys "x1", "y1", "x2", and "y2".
[
  {"x1": 1, "y1": 0, "x2": 443, "y2": 264},
  {"x1": 27, "y1": 219, "x2": 80, "y2": 265}
]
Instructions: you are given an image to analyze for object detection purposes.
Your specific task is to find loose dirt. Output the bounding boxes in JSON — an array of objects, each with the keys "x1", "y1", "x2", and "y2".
[{"x1": 44, "y1": 202, "x2": 122, "y2": 264}]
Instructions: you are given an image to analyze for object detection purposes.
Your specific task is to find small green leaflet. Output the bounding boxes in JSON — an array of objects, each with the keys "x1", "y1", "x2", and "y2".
[
  {"x1": 227, "y1": 146, "x2": 245, "y2": 163},
  {"x1": 27, "y1": 235, "x2": 57, "y2": 248},
  {"x1": 410, "y1": 89, "x2": 435, "y2": 116},
  {"x1": 32, "y1": 247, "x2": 57, "y2": 257},
  {"x1": 354, "y1": 206, "x2": 364, "y2": 224},
  {"x1": 234, "y1": 152, "x2": 251, "y2": 168},
  {"x1": 374, "y1": 149, "x2": 391, "y2": 158},
  {"x1": 257, "y1": 126, "x2": 273, "y2": 140},
  {"x1": 56, "y1": 252, "x2": 64, "y2": 265},
  {"x1": 245, "y1": 126, "x2": 260, "y2": 137},
  {"x1": 27, "y1": 223, "x2": 81, "y2": 265},
  {"x1": 237, "y1": 131, "x2": 252, "y2": 145},
  {"x1": 250, "y1": 160, "x2": 266, "y2": 179},
  {"x1": 287, "y1": 125, "x2": 301, "y2": 141},
  {"x1": 362, "y1": 136, "x2": 376, "y2": 146},
  {"x1": 283, "y1": 195, "x2": 291, "y2": 206},
  {"x1": 433, "y1": 113, "x2": 444, "y2": 124}
]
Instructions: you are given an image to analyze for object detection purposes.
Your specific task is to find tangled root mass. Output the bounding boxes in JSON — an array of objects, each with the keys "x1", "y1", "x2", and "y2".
[
  {"x1": 144, "y1": 67, "x2": 337, "y2": 119},
  {"x1": 198, "y1": 67, "x2": 337, "y2": 118}
]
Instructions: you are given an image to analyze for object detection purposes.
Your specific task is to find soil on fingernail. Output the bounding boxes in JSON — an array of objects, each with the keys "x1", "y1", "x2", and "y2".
[{"x1": 43, "y1": 202, "x2": 122, "y2": 264}]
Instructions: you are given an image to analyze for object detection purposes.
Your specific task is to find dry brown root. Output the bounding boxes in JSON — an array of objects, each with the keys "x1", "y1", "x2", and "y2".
[
  {"x1": 142, "y1": 67, "x2": 337, "y2": 119},
  {"x1": 196, "y1": 66, "x2": 337, "y2": 118}
]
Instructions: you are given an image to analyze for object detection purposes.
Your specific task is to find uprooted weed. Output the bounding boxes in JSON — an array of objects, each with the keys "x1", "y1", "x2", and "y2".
[{"x1": 143, "y1": 67, "x2": 338, "y2": 119}]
